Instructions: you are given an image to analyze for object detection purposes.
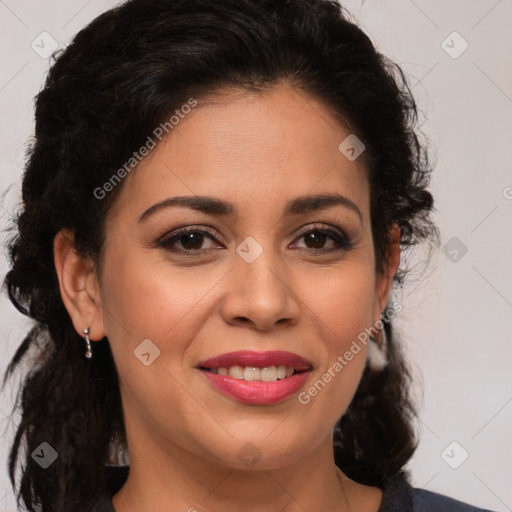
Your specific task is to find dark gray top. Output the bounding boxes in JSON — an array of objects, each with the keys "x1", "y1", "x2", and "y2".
[{"x1": 84, "y1": 466, "x2": 497, "y2": 512}]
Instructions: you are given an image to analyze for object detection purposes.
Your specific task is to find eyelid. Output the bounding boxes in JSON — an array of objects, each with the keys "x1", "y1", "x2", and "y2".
[
  {"x1": 157, "y1": 225, "x2": 220, "y2": 246},
  {"x1": 294, "y1": 222, "x2": 347, "y2": 240}
]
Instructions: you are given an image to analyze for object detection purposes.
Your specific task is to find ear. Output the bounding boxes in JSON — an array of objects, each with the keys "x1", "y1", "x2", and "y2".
[
  {"x1": 372, "y1": 223, "x2": 401, "y2": 323},
  {"x1": 53, "y1": 229, "x2": 105, "y2": 342}
]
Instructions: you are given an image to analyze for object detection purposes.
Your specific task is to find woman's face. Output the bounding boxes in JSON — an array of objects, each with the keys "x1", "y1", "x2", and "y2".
[{"x1": 78, "y1": 84, "x2": 398, "y2": 470}]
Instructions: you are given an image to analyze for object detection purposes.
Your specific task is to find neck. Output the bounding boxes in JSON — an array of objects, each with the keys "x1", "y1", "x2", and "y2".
[{"x1": 111, "y1": 434, "x2": 382, "y2": 512}]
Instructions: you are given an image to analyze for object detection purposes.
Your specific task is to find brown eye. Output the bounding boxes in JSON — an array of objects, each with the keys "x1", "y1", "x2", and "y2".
[
  {"x1": 292, "y1": 225, "x2": 353, "y2": 253},
  {"x1": 178, "y1": 232, "x2": 205, "y2": 250},
  {"x1": 303, "y1": 230, "x2": 329, "y2": 249},
  {"x1": 158, "y1": 228, "x2": 219, "y2": 254}
]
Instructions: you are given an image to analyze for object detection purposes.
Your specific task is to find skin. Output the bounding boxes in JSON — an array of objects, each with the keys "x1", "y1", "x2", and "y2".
[{"x1": 54, "y1": 83, "x2": 400, "y2": 512}]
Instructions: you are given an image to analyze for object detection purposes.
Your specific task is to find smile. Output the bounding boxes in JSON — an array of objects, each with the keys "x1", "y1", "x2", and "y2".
[{"x1": 197, "y1": 350, "x2": 313, "y2": 405}]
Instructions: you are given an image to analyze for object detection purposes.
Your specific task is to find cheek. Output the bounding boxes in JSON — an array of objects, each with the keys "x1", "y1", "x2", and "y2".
[
  {"x1": 303, "y1": 262, "x2": 375, "y2": 350},
  {"x1": 98, "y1": 252, "x2": 221, "y2": 439},
  {"x1": 294, "y1": 263, "x2": 374, "y2": 416},
  {"x1": 99, "y1": 248, "x2": 223, "y2": 366}
]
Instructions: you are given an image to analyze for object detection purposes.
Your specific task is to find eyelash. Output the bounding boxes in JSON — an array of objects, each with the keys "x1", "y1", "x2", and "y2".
[{"x1": 156, "y1": 224, "x2": 354, "y2": 256}]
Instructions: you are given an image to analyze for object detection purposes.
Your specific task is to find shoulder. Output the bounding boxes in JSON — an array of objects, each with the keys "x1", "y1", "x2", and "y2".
[
  {"x1": 412, "y1": 488, "x2": 497, "y2": 512},
  {"x1": 379, "y1": 472, "x2": 497, "y2": 512}
]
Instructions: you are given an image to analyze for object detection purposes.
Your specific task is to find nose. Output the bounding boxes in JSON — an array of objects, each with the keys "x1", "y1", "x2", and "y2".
[{"x1": 220, "y1": 247, "x2": 300, "y2": 332}]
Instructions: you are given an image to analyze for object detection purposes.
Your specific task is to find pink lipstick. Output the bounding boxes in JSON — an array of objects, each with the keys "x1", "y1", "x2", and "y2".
[{"x1": 197, "y1": 350, "x2": 313, "y2": 405}]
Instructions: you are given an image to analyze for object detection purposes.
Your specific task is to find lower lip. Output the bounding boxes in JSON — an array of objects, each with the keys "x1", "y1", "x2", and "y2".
[{"x1": 200, "y1": 370, "x2": 312, "y2": 405}]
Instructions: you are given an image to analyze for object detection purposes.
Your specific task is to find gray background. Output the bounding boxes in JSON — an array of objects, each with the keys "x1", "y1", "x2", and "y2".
[{"x1": 1, "y1": 0, "x2": 511, "y2": 510}]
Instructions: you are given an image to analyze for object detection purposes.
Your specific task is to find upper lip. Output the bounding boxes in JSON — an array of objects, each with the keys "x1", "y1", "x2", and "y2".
[{"x1": 197, "y1": 350, "x2": 313, "y2": 371}]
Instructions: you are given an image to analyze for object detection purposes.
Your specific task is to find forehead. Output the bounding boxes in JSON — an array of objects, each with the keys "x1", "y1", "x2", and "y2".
[{"x1": 107, "y1": 84, "x2": 369, "y2": 226}]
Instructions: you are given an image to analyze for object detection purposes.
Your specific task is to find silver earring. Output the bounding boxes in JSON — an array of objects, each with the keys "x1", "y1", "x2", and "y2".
[
  {"x1": 368, "y1": 329, "x2": 387, "y2": 371},
  {"x1": 83, "y1": 326, "x2": 92, "y2": 359}
]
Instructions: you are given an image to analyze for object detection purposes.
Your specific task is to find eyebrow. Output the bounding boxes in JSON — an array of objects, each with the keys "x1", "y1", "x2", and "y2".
[{"x1": 138, "y1": 192, "x2": 363, "y2": 224}]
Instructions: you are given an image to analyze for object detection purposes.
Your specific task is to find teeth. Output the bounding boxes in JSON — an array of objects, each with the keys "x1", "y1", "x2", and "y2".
[
  {"x1": 211, "y1": 365, "x2": 297, "y2": 381},
  {"x1": 243, "y1": 366, "x2": 260, "y2": 381},
  {"x1": 228, "y1": 365, "x2": 244, "y2": 379},
  {"x1": 261, "y1": 366, "x2": 277, "y2": 382}
]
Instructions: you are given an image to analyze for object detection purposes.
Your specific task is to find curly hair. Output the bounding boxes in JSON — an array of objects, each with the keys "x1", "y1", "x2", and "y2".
[{"x1": 2, "y1": 0, "x2": 439, "y2": 510}]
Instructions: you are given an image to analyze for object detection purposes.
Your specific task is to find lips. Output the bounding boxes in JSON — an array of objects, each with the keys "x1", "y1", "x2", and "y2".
[
  {"x1": 197, "y1": 350, "x2": 313, "y2": 372},
  {"x1": 197, "y1": 350, "x2": 313, "y2": 405}
]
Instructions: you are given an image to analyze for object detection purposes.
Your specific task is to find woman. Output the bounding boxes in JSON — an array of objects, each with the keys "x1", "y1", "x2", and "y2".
[{"x1": 1, "y1": 0, "x2": 496, "y2": 510}]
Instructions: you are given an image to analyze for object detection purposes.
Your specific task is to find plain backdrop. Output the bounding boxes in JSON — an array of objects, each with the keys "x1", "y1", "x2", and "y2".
[{"x1": 1, "y1": 1, "x2": 511, "y2": 510}]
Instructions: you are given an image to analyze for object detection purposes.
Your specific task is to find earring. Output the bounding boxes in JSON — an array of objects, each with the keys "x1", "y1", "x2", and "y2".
[
  {"x1": 368, "y1": 329, "x2": 387, "y2": 371},
  {"x1": 83, "y1": 326, "x2": 92, "y2": 359}
]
